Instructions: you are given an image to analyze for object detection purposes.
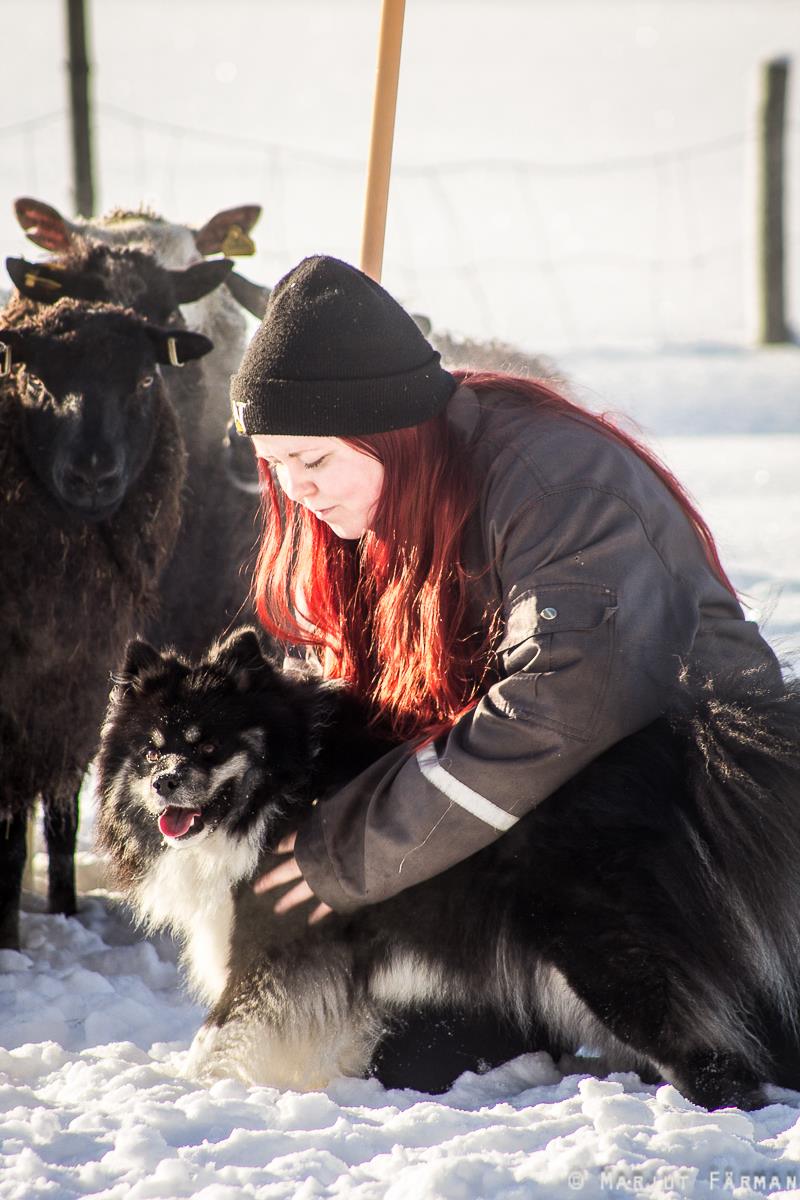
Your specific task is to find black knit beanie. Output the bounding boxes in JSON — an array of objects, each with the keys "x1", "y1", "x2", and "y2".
[{"x1": 229, "y1": 255, "x2": 457, "y2": 436}]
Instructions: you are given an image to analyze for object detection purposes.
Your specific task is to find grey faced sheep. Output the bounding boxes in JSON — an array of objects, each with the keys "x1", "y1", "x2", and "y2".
[
  {"x1": 14, "y1": 196, "x2": 271, "y2": 391},
  {"x1": 0, "y1": 298, "x2": 212, "y2": 949},
  {"x1": 7, "y1": 241, "x2": 264, "y2": 659}
]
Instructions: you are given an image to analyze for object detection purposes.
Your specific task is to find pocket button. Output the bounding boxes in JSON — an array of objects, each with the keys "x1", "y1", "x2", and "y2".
[{"x1": 540, "y1": 607, "x2": 558, "y2": 620}]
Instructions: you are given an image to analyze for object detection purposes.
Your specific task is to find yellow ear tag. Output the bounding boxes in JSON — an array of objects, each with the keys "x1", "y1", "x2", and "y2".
[
  {"x1": 221, "y1": 224, "x2": 256, "y2": 256},
  {"x1": 24, "y1": 272, "x2": 62, "y2": 293},
  {"x1": 232, "y1": 400, "x2": 247, "y2": 435},
  {"x1": 0, "y1": 342, "x2": 12, "y2": 377}
]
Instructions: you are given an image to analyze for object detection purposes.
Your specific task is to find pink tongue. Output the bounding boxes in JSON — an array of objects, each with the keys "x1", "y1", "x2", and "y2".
[{"x1": 158, "y1": 807, "x2": 199, "y2": 838}]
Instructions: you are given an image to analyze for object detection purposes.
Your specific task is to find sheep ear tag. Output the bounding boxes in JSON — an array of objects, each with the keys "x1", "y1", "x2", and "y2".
[
  {"x1": 221, "y1": 224, "x2": 256, "y2": 256},
  {"x1": 25, "y1": 272, "x2": 62, "y2": 294},
  {"x1": 166, "y1": 337, "x2": 184, "y2": 367},
  {"x1": 0, "y1": 342, "x2": 11, "y2": 377}
]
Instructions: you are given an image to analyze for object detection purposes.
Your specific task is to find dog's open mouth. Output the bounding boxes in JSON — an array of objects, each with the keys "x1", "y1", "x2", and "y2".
[{"x1": 158, "y1": 806, "x2": 204, "y2": 840}]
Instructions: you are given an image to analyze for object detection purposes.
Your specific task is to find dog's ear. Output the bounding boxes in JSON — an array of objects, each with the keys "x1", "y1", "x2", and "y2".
[
  {"x1": 108, "y1": 639, "x2": 162, "y2": 705},
  {"x1": 108, "y1": 638, "x2": 163, "y2": 700},
  {"x1": 121, "y1": 638, "x2": 163, "y2": 679},
  {"x1": 210, "y1": 627, "x2": 274, "y2": 693}
]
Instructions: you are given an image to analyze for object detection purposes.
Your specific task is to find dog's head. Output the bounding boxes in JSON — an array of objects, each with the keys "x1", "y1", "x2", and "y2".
[{"x1": 96, "y1": 627, "x2": 313, "y2": 858}]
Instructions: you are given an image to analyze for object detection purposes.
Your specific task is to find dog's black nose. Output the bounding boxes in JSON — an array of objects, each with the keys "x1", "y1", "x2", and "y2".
[{"x1": 152, "y1": 771, "x2": 181, "y2": 797}]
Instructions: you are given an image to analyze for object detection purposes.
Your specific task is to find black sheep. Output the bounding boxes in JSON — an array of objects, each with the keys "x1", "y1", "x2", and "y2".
[
  {"x1": 14, "y1": 197, "x2": 270, "y2": 491},
  {"x1": 7, "y1": 243, "x2": 264, "y2": 658},
  {"x1": 0, "y1": 298, "x2": 212, "y2": 948}
]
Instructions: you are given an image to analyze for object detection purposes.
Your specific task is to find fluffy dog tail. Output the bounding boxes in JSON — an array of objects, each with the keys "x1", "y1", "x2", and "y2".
[{"x1": 674, "y1": 665, "x2": 800, "y2": 1047}]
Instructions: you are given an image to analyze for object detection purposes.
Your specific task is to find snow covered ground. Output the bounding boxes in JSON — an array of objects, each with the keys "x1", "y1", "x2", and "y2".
[{"x1": 3, "y1": 349, "x2": 799, "y2": 1200}]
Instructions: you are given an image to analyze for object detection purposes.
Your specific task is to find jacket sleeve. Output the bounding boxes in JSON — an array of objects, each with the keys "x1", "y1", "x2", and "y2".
[{"x1": 294, "y1": 480, "x2": 701, "y2": 912}]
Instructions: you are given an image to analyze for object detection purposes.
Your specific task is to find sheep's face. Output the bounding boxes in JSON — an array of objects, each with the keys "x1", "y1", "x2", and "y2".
[
  {"x1": 1, "y1": 303, "x2": 212, "y2": 523},
  {"x1": 7, "y1": 245, "x2": 233, "y2": 328}
]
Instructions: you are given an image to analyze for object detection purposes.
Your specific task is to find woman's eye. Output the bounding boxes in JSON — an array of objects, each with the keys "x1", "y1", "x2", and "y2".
[{"x1": 261, "y1": 454, "x2": 327, "y2": 472}]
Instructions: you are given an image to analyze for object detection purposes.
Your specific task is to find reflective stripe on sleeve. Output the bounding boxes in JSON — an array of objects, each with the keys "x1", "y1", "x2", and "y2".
[{"x1": 415, "y1": 744, "x2": 519, "y2": 832}]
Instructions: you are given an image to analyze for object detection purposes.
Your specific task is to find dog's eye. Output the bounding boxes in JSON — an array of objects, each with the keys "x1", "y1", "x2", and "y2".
[
  {"x1": 145, "y1": 746, "x2": 161, "y2": 763},
  {"x1": 200, "y1": 742, "x2": 216, "y2": 757}
]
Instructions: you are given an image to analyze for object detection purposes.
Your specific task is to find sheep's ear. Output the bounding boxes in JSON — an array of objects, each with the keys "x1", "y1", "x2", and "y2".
[
  {"x1": 210, "y1": 627, "x2": 274, "y2": 693},
  {"x1": 195, "y1": 205, "x2": 261, "y2": 255},
  {"x1": 170, "y1": 258, "x2": 234, "y2": 305},
  {"x1": 14, "y1": 197, "x2": 76, "y2": 252},
  {"x1": 226, "y1": 270, "x2": 271, "y2": 319},
  {"x1": 6, "y1": 257, "x2": 67, "y2": 303},
  {"x1": 146, "y1": 327, "x2": 213, "y2": 366}
]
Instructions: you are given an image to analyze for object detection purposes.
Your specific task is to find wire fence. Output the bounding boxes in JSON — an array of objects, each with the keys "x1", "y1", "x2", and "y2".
[{"x1": 1, "y1": 105, "x2": 798, "y2": 350}]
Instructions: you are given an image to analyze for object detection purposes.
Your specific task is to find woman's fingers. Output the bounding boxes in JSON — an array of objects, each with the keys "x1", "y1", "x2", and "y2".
[
  {"x1": 253, "y1": 855, "x2": 302, "y2": 894},
  {"x1": 252, "y1": 838, "x2": 332, "y2": 923},
  {"x1": 309, "y1": 901, "x2": 333, "y2": 925},
  {"x1": 273, "y1": 878, "x2": 315, "y2": 914}
]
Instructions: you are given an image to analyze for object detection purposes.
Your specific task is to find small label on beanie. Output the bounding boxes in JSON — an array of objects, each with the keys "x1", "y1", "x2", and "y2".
[{"x1": 232, "y1": 400, "x2": 247, "y2": 435}]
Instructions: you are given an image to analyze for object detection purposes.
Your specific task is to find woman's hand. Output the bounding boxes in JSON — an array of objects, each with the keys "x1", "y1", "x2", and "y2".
[{"x1": 253, "y1": 831, "x2": 333, "y2": 925}]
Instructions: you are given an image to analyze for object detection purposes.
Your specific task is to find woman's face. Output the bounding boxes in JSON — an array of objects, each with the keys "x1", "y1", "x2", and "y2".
[{"x1": 251, "y1": 434, "x2": 385, "y2": 540}]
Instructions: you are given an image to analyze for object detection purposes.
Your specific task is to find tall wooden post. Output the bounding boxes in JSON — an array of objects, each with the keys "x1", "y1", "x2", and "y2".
[
  {"x1": 757, "y1": 57, "x2": 790, "y2": 344},
  {"x1": 66, "y1": 0, "x2": 95, "y2": 216},
  {"x1": 360, "y1": 0, "x2": 406, "y2": 283}
]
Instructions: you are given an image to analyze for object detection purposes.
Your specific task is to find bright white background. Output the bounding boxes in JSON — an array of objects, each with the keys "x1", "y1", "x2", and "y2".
[{"x1": 2, "y1": 0, "x2": 799, "y2": 349}]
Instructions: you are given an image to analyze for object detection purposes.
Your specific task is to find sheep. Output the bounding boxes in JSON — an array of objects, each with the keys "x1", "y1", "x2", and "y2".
[
  {"x1": 410, "y1": 312, "x2": 561, "y2": 382},
  {"x1": 0, "y1": 297, "x2": 212, "y2": 949},
  {"x1": 7, "y1": 241, "x2": 263, "y2": 658},
  {"x1": 14, "y1": 197, "x2": 271, "y2": 401},
  {"x1": 5, "y1": 241, "x2": 234, "y2": 457},
  {"x1": 15, "y1": 198, "x2": 270, "y2": 529}
]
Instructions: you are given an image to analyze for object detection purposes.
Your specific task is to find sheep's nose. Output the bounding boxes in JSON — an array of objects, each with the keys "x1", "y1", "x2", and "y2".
[{"x1": 63, "y1": 460, "x2": 124, "y2": 499}]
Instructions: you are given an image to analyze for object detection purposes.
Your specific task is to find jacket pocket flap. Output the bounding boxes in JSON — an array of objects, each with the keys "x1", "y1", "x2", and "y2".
[{"x1": 499, "y1": 584, "x2": 617, "y2": 651}]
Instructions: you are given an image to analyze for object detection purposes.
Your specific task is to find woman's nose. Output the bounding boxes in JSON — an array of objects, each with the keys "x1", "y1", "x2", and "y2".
[{"x1": 279, "y1": 465, "x2": 316, "y2": 502}]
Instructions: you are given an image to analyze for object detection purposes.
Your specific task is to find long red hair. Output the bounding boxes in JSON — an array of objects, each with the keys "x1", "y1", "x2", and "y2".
[{"x1": 254, "y1": 371, "x2": 735, "y2": 741}]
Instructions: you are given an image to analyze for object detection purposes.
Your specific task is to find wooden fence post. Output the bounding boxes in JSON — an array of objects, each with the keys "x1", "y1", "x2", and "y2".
[
  {"x1": 360, "y1": 0, "x2": 406, "y2": 283},
  {"x1": 757, "y1": 57, "x2": 790, "y2": 344}
]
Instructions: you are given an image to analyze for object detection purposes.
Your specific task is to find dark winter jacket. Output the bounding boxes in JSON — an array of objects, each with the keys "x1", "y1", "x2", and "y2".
[{"x1": 294, "y1": 385, "x2": 781, "y2": 911}]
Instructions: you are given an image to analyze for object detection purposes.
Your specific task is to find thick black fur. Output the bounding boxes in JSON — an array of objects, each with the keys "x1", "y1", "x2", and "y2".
[
  {"x1": 0, "y1": 300, "x2": 209, "y2": 948},
  {"x1": 96, "y1": 628, "x2": 800, "y2": 1108}
]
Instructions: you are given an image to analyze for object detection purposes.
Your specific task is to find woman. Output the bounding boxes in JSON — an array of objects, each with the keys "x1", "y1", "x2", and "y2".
[{"x1": 229, "y1": 255, "x2": 790, "y2": 1089}]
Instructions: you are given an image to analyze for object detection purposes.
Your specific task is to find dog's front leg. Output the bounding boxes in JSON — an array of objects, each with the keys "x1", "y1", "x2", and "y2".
[{"x1": 185, "y1": 942, "x2": 384, "y2": 1091}]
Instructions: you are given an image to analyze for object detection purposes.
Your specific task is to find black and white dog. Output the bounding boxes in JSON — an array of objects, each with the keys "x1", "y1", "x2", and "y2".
[{"x1": 96, "y1": 628, "x2": 800, "y2": 1108}]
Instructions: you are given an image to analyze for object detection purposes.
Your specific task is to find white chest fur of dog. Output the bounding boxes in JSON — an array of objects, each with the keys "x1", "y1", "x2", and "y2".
[
  {"x1": 132, "y1": 824, "x2": 266, "y2": 1007},
  {"x1": 130, "y1": 819, "x2": 389, "y2": 1089}
]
